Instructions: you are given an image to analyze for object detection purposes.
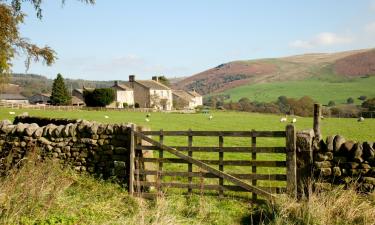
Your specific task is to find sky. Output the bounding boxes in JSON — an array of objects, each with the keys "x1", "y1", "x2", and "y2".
[{"x1": 10, "y1": 0, "x2": 375, "y2": 80}]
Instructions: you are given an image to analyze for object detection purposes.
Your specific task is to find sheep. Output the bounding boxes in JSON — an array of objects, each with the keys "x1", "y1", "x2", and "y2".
[
  {"x1": 145, "y1": 118, "x2": 150, "y2": 122},
  {"x1": 209, "y1": 115, "x2": 213, "y2": 120},
  {"x1": 9, "y1": 111, "x2": 15, "y2": 115},
  {"x1": 20, "y1": 112, "x2": 29, "y2": 117},
  {"x1": 104, "y1": 115, "x2": 109, "y2": 119},
  {"x1": 291, "y1": 118, "x2": 297, "y2": 123},
  {"x1": 280, "y1": 117, "x2": 287, "y2": 122},
  {"x1": 357, "y1": 117, "x2": 365, "y2": 122}
]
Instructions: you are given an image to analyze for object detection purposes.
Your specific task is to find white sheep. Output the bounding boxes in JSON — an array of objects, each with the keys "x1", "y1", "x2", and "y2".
[
  {"x1": 104, "y1": 115, "x2": 109, "y2": 119},
  {"x1": 291, "y1": 118, "x2": 297, "y2": 123},
  {"x1": 209, "y1": 115, "x2": 213, "y2": 120},
  {"x1": 280, "y1": 116, "x2": 287, "y2": 122},
  {"x1": 145, "y1": 118, "x2": 150, "y2": 122},
  {"x1": 357, "y1": 117, "x2": 365, "y2": 122},
  {"x1": 9, "y1": 111, "x2": 15, "y2": 115}
]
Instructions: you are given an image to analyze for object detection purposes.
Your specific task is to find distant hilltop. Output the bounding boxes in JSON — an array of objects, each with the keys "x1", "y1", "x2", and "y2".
[{"x1": 173, "y1": 48, "x2": 375, "y2": 95}]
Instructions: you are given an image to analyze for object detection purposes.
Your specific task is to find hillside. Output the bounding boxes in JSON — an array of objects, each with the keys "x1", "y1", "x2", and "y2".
[
  {"x1": 8, "y1": 74, "x2": 115, "y2": 97},
  {"x1": 174, "y1": 49, "x2": 375, "y2": 99}
]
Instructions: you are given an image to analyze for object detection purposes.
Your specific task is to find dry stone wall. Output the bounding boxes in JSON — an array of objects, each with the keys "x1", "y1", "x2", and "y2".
[
  {"x1": 0, "y1": 119, "x2": 133, "y2": 185},
  {"x1": 314, "y1": 135, "x2": 375, "y2": 191}
]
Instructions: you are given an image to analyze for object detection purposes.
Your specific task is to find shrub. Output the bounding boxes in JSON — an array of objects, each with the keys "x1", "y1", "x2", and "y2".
[
  {"x1": 134, "y1": 103, "x2": 140, "y2": 108},
  {"x1": 347, "y1": 97, "x2": 354, "y2": 104},
  {"x1": 123, "y1": 102, "x2": 128, "y2": 108},
  {"x1": 328, "y1": 100, "x2": 336, "y2": 107},
  {"x1": 83, "y1": 88, "x2": 115, "y2": 107},
  {"x1": 358, "y1": 96, "x2": 367, "y2": 101}
]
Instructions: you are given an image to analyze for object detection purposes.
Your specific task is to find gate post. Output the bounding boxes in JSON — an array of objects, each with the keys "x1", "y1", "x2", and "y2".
[
  {"x1": 313, "y1": 103, "x2": 322, "y2": 141},
  {"x1": 129, "y1": 124, "x2": 135, "y2": 195},
  {"x1": 286, "y1": 124, "x2": 297, "y2": 199}
]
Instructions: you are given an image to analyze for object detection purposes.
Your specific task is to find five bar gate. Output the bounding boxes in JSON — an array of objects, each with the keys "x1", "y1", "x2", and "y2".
[{"x1": 129, "y1": 124, "x2": 297, "y2": 200}]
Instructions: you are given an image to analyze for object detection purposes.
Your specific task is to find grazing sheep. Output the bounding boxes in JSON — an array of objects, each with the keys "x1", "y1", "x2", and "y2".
[
  {"x1": 291, "y1": 118, "x2": 297, "y2": 123},
  {"x1": 145, "y1": 118, "x2": 150, "y2": 122},
  {"x1": 280, "y1": 116, "x2": 287, "y2": 122},
  {"x1": 357, "y1": 117, "x2": 365, "y2": 122},
  {"x1": 208, "y1": 115, "x2": 213, "y2": 120},
  {"x1": 9, "y1": 111, "x2": 15, "y2": 115},
  {"x1": 21, "y1": 112, "x2": 29, "y2": 117},
  {"x1": 320, "y1": 115, "x2": 324, "y2": 120},
  {"x1": 104, "y1": 115, "x2": 109, "y2": 119}
]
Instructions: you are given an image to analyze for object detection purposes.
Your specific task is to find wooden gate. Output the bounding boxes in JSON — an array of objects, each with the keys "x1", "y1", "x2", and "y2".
[{"x1": 129, "y1": 125, "x2": 296, "y2": 200}]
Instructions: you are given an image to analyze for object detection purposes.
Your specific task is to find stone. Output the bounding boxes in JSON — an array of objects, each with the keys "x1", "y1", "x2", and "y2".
[
  {"x1": 15, "y1": 123, "x2": 28, "y2": 135},
  {"x1": 90, "y1": 123, "x2": 99, "y2": 135},
  {"x1": 315, "y1": 152, "x2": 333, "y2": 161},
  {"x1": 319, "y1": 168, "x2": 332, "y2": 176},
  {"x1": 333, "y1": 135, "x2": 345, "y2": 152},
  {"x1": 340, "y1": 141, "x2": 356, "y2": 155},
  {"x1": 332, "y1": 167, "x2": 341, "y2": 177},
  {"x1": 38, "y1": 137, "x2": 52, "y2": 145},
  {"x1": 318, "y1": 139, "x2": 327, "y2": 151},
  {"x1": 92, "y1": 134, "x2": 99, "y2": 140},
  {"x1": 97, "y1": 124, "x2": 107, "y2": 135},
  {"x1": 333, "y1": 156, "x2": 347, "y2": 164},
  {"x1": 52, "y1": 153, "x2": 59, "y2": 158},
  {"x1": 352, "y1": 143, "x2": 364, "y2": 163},
  {"x1": 62, "y1": 124, "x2": 71, "y2": 137},
  {"x1": 68, "y1": 124, "x2": 77, "y2": 137},
  {"x1": 0, "y1": 120, "x2": 12, "y2": 130},
  {"x1": 363, "y1": 142, "x2": 375, "y2": 161},
  {"x1": 33, "y1": 127, "x2": 44, "y2": 138},
  {"x1": 25, "y1": 123, "x2": 39, "y2": 136},
  {"x1": 361, "y1": 163, "x2": 371, "y2": 169},
  {"x1": 53, "y1": 125, "x2": 65, "y2": 138},
  {"x1": 106, "y1": 124, "x2": 114, "y2": 135},
  {"x1": 98, "y1": 139, "x2": 105, "y2": 146},
  {"x1": 326, "y1": 136, "x2": 334, "y2": 152},
  {"x1": 314, "y1": 161, "x2": 332, "y2": 168},
  {"x1": 114, "y1": 147, "x2": 127, "y2": 154},
  {"x1": 54, "y1": 148, "x2": 61, "y2": 153},
  {"x1": 20, "y1": 141, "x2": 26, "y2": 147}
]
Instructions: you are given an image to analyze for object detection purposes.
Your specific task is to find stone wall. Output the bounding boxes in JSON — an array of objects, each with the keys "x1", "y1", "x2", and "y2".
[
  {"x1": 313, "y1": 135, "x2": 375, "y2": 191},
  {"x1": 0, "y1": 119, "x2": 132, "y2": 185}
]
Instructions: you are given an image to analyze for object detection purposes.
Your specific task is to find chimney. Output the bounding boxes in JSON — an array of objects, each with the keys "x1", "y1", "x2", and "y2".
[
  {"x1": 114, "y1": 81, "x2": 118, "y2": 86},
  {"x1": 129, "y1": 75, "x2": 135, "y2": 82},
  {"x1": 152, "y1": 76, "x2": 159, "y2": 82}
]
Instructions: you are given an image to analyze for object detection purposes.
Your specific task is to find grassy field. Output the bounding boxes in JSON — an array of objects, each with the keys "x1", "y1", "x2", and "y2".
[{"x1": 219, "y1": 76, "x2": 375, "y2": 105}]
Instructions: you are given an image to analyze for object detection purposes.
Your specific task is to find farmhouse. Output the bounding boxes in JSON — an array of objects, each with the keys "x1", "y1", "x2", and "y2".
[
  {"x1": 29, "y1": 93, "x2": 51, "y2": 105},
  {"x1": 72, "y1": 87, "x2": 94, "y2": 106},
  {"x1": 110, "y1": 81, "x2": 134, "y2": 108},
  {"x1": 126, "y1": 75, "x2": 173, "y2": 110},
  {"x1": 172, "y1": 90, "x2": 202, "y2": 109}
]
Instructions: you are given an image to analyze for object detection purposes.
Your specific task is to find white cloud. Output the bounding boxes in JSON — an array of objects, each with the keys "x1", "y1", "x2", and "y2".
[{"x1": 289, "y1": 32, "x2": 352, "y2": 49}]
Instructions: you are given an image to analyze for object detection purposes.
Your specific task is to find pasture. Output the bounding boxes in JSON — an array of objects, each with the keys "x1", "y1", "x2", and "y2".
[{"x1": 1, "y1": 108, "x2": 374, "y2": 141}]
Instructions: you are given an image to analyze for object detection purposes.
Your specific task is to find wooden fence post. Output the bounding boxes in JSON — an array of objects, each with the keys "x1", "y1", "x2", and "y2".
[
  {"x1": 313, "y1": 103, "x2": 321, "y2": 140},
  {"x1": 188, "y1": 129, "x2": 193, "y2": 194},
  {"x1": 286, "y1": 124, "x2": 297, "y2": 198},
  {"x1": 129, "y1": 124, "x2": 135, "y2": 195}
]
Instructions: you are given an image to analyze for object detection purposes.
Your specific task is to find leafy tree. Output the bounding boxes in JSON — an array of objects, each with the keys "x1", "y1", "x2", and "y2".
[
  {"x1": 50, "y1": 73, "x2": 71, "y2": 105},
  {"x1": 0, "y1": 0, "x2": 94, "y2": 90},
  {"x1": 362, "y1": 98, "x2": 375, "y2": 111},
  {"x1": 83, "y1": 88, "x2": 115, "y2": 107},
  {"x1": 157, "y1": 76, "x2": 171, "y2": 87},
  {"x1": 328, "y1": 100, "x2": 336, "y2": 107},
  {"x1": 347, "y1": 97, "x2": 354, "y2": 104}
]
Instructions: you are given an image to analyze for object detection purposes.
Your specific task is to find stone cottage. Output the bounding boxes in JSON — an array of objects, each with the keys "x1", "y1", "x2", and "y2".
[
  {"x1": 126, "y1": 75, "x2": 173, "y2": 110},
  {"x1": 110, "y1": 81, "x2": 134, "y2": 108},
  {"x1": 172, "y1": 90, "x2": 202, "y2": 109}
]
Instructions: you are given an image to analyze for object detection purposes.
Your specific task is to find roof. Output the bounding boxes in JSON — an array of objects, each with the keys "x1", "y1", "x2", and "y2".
[
  {"x1": 0, "y1": 93, "x2": 28, "y2": 100},
  {"x1": 173, "y1": 90, "x2": 194, "y2": 102},
  {"x1": 71, "y1": 96, "x2": 85, "y2": 104},
  {"x1": 112, "y1": 83, "x2": 133, "y2": 91},
  {"x1": 74, "y1": 88, "x2": 94, "y2": 94},
  {"x1": 135, "y1": 80, "x2": 171, "y2": 90},
  {"x1": 188, "y1": 90, "x2": 202, "y2": 97},
  {"x1": 32, "y1": 93, "x2": 51, "y2": 97}
]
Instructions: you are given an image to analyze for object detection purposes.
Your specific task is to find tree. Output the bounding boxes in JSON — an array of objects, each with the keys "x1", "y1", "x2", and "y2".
[
  {"x1": 83, "y1": 88, "x2": 115, "y2": 107},
  {"x1": 362, "y1": 98, "x2": 375, "y2": 111},
  {"x1": 328, "y1": 100, "x2": 336, "y2": 107},
  {"x1": 347, "y1": 97, "x2": 354, "y2": 104},
  {"x1": 50, "y1": 73, "x2": 71, "y2": 105},
  {"x1": 0, "y1": 0, "x2": 94, "y2": 90},
  {"x1": 157, "y1": 76, "x2": 171, "y2": 87}
]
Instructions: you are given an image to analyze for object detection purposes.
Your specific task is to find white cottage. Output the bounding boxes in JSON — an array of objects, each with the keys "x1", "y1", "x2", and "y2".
[{"x1": 111, "y1": 81, "x2": 134, "y2": 108}]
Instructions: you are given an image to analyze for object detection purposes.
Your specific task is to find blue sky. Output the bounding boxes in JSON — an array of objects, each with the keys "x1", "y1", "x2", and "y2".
[{"x1": 11, "y1": 0, "x2": 375, "y2": 80}]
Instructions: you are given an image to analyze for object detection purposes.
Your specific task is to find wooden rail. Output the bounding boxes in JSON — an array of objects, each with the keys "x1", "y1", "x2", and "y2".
[{"x1": 130, "y1": 126, "x2": 297, "y2": 201}]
